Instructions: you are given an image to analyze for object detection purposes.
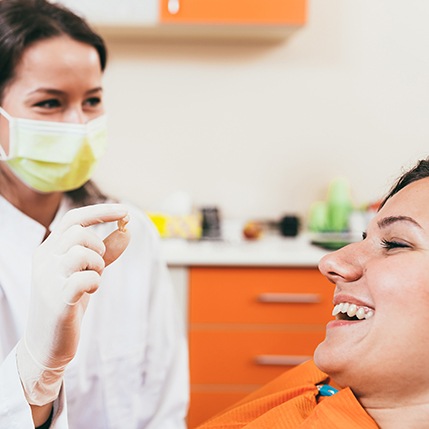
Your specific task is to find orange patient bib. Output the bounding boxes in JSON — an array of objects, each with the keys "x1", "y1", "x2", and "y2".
[{"x1": 196, "y1": 360, "x2": 378, "y2": 429}]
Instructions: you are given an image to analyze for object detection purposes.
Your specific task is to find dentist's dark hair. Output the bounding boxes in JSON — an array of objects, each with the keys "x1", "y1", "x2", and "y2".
[
  {"x1": 379, "y1": 158, "x2": 429, "y2": 209},
  {"x1": 0, "y1": 0, "x2": 107, "y2": 102},
  {"x1": 0, "y1": 0, "x2": 108, "y2": 205}
]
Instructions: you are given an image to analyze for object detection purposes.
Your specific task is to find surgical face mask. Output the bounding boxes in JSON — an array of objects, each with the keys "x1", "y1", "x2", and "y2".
[{"x1": 0, "y1": 107, "x2": 107, "y2": 193}]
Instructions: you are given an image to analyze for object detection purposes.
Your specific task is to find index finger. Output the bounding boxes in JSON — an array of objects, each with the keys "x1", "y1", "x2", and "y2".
[{"x1": 55, "y1": 203, "x2": 129, "y2": 233}]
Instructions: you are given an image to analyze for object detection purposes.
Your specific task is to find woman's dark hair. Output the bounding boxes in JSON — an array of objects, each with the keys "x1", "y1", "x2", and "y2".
[
  {"x1": 380, "y1": 158, "x2": 429, "y2": 209},
  {"x1": 0, "y1": 0, "x2": 109, "y2": 205},
  {"x1": 0, "y1": 0, "x2": 107, "y2": 100}
]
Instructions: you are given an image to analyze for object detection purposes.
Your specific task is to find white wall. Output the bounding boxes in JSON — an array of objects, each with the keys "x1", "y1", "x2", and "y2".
[{"x1": 92, "y1": 0, "x2": 429, "y2": 223}]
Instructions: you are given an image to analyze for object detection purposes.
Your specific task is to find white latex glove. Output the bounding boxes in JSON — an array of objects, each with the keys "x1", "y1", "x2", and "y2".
[{"x1": 16, "y1": 203, "x2": 131, "y2": 406}]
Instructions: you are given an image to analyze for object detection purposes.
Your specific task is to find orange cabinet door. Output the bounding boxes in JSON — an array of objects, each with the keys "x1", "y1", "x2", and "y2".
[
  {"x1": 189, "y1": 267, "x2": 334, "y2": 325},
  {"x1": 160, "y1": 0, "x2": 306, "y2": 25},
  {"x1": 190, "y1": 329, "x2": 325, "y2": 385},
  {"x1": 187, "y1": 267, "x2": 331, "y2": 428}
]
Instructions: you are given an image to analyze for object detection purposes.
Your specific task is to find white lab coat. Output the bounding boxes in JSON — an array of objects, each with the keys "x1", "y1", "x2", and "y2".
[{"x1": 0, "y1": 195, "x2": 189, "y2": 429}]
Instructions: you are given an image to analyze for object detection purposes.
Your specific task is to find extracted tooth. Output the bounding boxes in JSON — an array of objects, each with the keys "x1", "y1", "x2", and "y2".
[
  {"x1": 347, "y1": 304, "x2": 358, "y2": 317},
  {"x1": 332, "y1": 304, "x2": 341, "y2": 316},
  {"x1": 365, "y1": 310, "x2": 374, "y2": 320},
  {"x1": 356, "y1": 307, "x2": 366, "y2": 320}
]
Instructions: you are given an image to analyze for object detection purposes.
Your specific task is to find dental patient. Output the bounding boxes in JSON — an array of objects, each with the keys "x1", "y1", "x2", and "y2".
[{"x1": 196, "y1": 158, "x2": 429, "y2": 429}]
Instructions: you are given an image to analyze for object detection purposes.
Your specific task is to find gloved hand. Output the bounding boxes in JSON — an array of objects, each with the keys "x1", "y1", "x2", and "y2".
[{"x1": 16, "y1": 203, "x2": 131, "y2": 406}]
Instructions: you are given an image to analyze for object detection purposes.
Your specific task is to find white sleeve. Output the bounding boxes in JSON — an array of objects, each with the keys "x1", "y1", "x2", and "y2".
[
  {"x1": 135, "y1": 216, "x2": 190, "y2": 429},
  {"x1": 0, "y1": 346, "x2": 69, "y2": 429},
  {"x1": 144, "y1": 262, "x2": 189, "y2": 429}
]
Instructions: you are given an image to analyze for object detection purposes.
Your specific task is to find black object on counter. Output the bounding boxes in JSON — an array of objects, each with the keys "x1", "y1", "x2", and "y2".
[
  {"x1": 279, "y1": 215, "x2": 300, "y2": 237},
  {"x1": 201, "y1": 206, "x2": 222, "y2": 239}
]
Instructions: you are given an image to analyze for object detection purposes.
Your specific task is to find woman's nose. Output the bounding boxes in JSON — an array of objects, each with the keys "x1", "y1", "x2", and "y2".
[
  {"x1": 318, "y1": 242, "x2": 363, "y2": 284},
  {"x1": 62, "y1": 108, "x2": 87, "y2": 124}
]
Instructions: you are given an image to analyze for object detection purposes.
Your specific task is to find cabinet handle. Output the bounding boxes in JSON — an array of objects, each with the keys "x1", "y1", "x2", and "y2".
[
  {"x1": 255, "y1": 355, "x2": 311, "y2": 366},
  {"x1": 257, "y1": 293, "x2": 321, "y2": 304},
  {"x1": 168, "y1": 0, "x2": 180, "y2": 14}
]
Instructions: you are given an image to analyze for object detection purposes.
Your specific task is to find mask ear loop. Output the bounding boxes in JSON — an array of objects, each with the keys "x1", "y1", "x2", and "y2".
[
  {"x1": 0, "y1": 107, "x2": 12, "y2": 161},
  {"x1": 0, "y1": 147, "x2": 7, "y2": 161}
]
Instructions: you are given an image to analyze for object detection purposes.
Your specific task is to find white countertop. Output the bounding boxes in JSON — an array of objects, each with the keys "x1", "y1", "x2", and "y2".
[{"x1": 160, "y1": 233, "x2": 332, "y2": 267}]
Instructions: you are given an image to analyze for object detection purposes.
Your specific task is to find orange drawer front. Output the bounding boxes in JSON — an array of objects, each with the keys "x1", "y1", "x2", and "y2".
[
  {"x1": 188, "y1": 389, "x2": 252, "y2": 429},
  {"x1": 160, "y1": 0, "x2": 306, "y2": 25},
  {"x1": 189, "y1": 267, "x2": 333, "y2": 325},
  {"x1": 189, "y1": 329, "x2": 325, "y2": 385}
]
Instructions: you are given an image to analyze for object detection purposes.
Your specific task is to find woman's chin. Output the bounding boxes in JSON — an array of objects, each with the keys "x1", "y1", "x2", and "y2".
[
  {"x1": 313, "y1": 341, "x2": 329, "y2": 371},
  {"x1": 314, "y1": 342, "x2": 354, "y2": 391},
  {"x1": 313, "y1": 340, "x2": 342, "y2": 375}
]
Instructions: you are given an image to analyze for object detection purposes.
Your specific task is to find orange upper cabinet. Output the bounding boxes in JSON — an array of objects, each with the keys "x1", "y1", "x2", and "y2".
[
  {"x1": 160, "y1": 0, "x2": 306, "y2": 26},
  {"x1": 59, "y1": 0, "x2": 306, "y2": 38}
]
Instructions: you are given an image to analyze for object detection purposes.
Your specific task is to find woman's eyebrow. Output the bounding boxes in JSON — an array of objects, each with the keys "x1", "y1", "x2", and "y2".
[
  {"x1": 85, "y1": 87, "x2": 103, "y2": 95},
  {"x1": 378, "y1": 216, "x2": 422, "y2": 229},
  {"x1": 28, "y1": 88, "x2": 65, "y2": 96},
  {"x1": 28, "y1": 87, "x2": 103, "y2": 95}
]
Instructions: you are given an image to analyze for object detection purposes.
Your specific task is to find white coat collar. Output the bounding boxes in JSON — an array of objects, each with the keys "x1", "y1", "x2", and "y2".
[
  {"x1": 0, "y1": 195, "x2": 47, "y2": 247},
  {"x1": 0, "y1": 195, "x2": 72, "y2": 340},
  {"x1": 0, "y1": 194, "x2": 72, "y2": 245}
]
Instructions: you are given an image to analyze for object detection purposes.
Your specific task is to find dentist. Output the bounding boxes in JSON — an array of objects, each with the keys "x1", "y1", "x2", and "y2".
[{"x1": 0, "y1": 1, "x2": 189, "y2": 428}]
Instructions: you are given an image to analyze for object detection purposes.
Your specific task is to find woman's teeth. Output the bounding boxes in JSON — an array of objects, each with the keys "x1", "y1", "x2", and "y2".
[{"x1": 332, "y1": 302, "x2": 374, "y2": 320}]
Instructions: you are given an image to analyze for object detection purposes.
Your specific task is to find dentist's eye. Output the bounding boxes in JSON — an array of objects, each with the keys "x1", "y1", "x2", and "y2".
[
  {"x1": 84, "y1": 97, "x2": 102, "y2": 107},
  {"x1": 381, "y1": 239, "x2": 410, "y2": 250},
  {"x1": 34, "y1": 99, "x2": 61, "y2": 109}
]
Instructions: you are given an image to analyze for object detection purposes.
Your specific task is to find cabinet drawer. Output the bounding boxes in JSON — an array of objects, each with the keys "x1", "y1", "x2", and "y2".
[
  {"x1": 189, "y1": 267, "x2": 333, "y2": 324},
  {"x1": 189, "y1": 329, "x2": 325, "y2": 384}
]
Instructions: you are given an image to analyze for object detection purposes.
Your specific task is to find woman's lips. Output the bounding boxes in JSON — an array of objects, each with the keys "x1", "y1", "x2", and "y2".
[{"x1": 327, "y1": 318, "x2": 363, "y2": 329}]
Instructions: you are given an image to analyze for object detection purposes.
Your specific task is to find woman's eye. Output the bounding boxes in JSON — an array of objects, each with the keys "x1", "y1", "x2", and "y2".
[
  {"x1": 381, "y1": 239, "x2": 410, "y2": 250},
  {"x1": 33, "y1": 99, "x2": 61, "y2": 109},
  {"x1": 33, "y1": 99, "x2": 61, "y2": 110},
  {"x1": 84, "y1": 97, "x2": 102, "y2": 107}
]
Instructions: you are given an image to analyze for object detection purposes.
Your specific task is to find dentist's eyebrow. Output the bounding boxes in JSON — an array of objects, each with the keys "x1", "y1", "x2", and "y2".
[
  {"x1": 378, "y1": 216, "x2": 422, "y2": 229},
  {"x1": 28, "y1": 88, "x2": 65, "y2": 96},
  {"x1": 85, "y1": 87, "x2": 103, "y2": 95},
  {"x1": 28, "y1": 87, "x2": 103, "y2": 95}
]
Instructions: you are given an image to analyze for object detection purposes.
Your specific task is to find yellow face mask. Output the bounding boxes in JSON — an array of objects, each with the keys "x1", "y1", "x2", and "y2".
[{"x1": 0, "y1": 107, "x2": 107, "y2": 193}]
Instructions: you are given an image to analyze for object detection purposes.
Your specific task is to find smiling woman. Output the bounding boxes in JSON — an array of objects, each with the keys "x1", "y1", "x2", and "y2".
[{"x1": 196, "y1": 158, "x2": 429, "y2": 429}]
